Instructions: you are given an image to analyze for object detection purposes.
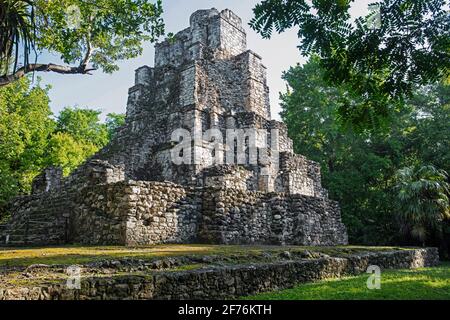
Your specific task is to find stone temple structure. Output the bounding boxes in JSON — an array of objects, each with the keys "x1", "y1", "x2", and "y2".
[{"x1": 0, "y1": 9, "x2": 348, "y2": 246}]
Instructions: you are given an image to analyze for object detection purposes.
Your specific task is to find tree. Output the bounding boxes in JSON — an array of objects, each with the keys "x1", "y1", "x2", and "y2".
[
  {"x1": 406, "y1": 84, "x2": 450, "y2": 174},
  {"x1": 280, "y1": 56, "x2": 401, "y2": 244},
  {"x1": 105, "y1": 112, "x2": 125, "y2": 139},
  {"x1": 251, "y1": 0, "x2": 450, "y2": 130},
  {"x1": 0, "y1": 77, "x2": 55, "y2": 206},
  {"x1": 395, "y1": 165, "x2": 450, "y2": 245},
  {"x1": 0, "y1": 77, "x2": 125, "y2": 208},
  {"x1": 46, "y1": 131, "x2": 98, "y2": 175},
  {"x1": 0, "y1": 0, "x2": 35, "y2": 76},
  {"x1": 50, "y1": 107, "x2": 126, "y2": 174},
  {"x1": 56, "y1": 107, "x2": 109, "y2": 148},
  {"x1": 0, "y1": 0, "x2": 165, "y2": 86},
  {"x1": 280, "y1": 56, "x2": 450, "y2": 249}
]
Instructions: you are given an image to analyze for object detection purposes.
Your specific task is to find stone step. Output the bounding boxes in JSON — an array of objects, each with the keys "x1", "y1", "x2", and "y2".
[
  {"x1": 31, "y1": 213, "x2": 56, "y2": 219},
  {"x1": 4, "y1": 238, "x2": 26, "y2": 244},
  {"x1": 1, "y1": 218, "x2": 65, "y2": 245},
  {"x1": 7, "y1": 229, "x2": 51, "y2": 237},
  {"x1": 8, "y1": 218, "x2": 56, "y2": 227},
  {"x1": 27, "y1": 220, "x2": 54, "y2": 225},
  {"x1": 5, "y1": 226, "x2": 49, "y2": 234},
  {"x1": 3, "y1": 235, "x2": 64, "y2": 246},
  {"x1": 5, "y1": 232, "x2": 26, "y2": 238},
  {"x1": 4, "y1": 240, "x2": 29, "y2": 246}
]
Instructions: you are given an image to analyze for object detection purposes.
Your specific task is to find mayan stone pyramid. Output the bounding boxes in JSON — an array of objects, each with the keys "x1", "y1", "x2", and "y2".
[{"x1": 0, "y1": 9, "x2": 348, "y2": 246}]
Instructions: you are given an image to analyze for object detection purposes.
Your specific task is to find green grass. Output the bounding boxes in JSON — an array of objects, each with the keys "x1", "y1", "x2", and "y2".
[
  {"x1": 0, "y1": 244, "x2": 252, "y2": 266},
  {"x1": 0, "y1": 244, "x2": 402, "y2": 267},
  {"x1": 244, "y1": 262, "x2": 450, "y2": 300},
  {"x1": 169, "y1": 263, "x2": 204, "y2": 272}
]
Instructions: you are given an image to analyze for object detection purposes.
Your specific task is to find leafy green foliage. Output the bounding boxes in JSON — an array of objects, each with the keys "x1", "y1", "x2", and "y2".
[
  {"x1": 46, "y1": 131, "x2": 99, "y2": 176},
  {"x1": 0, "y1": 77, "x2": 54, "y2": 206},
  {"x1": 0, "y1": 77, "x2": 124, "y2": 207},
  {"x1": 34, "y1": 0, "x2": 165, "y2": 73},
  {"x1": 405, "y1": 84, "x2": 450, "y2": 172},
  {"x1": 251, "y1": 0, "x2": 450, "y2": 130},
  {"x1": 0, "y1": 0, "x2": 36, "y2": 74},
  {"x1": 56, "y1": 107, "x2": 109, "y2": 148},
  {"x1": 105, "y1": 112, "x2": 125, "y2": 139},
  {"x1": 1, "y1": 0, "x2": 165, "y2": 85},
  {"x1": 49, "y1": 109, "x2": 124, "y2": 174},
  {"x1": 395, "y1": 165, "x2": 449, "y2": 243},
  {"x1": 280, "y1": 57, "x2": 450, "y2": 250}
]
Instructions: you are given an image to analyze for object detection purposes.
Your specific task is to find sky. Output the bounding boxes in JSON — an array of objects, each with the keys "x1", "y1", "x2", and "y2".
[{"x1": 39, "y1": 0, "x2": 373, "y2": 121}]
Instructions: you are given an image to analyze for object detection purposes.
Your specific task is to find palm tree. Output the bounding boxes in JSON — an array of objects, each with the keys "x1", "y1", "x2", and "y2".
[
  {"x1": 395, "y1": 165, "x2": 450, "y2": 245},
  {"x1": 0, "y1": 0, "x2": 36, "y2": 76}
]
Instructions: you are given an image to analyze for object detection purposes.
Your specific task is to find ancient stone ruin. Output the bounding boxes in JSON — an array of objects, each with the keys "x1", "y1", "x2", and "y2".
[{"x1": 0, "y1": 9, "x2": 348, "y2": 246}]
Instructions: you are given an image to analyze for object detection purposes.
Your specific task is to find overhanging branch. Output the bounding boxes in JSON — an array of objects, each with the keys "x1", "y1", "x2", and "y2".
[{"x1": 0, "y1": 63, "x2": 97, "y2": 87}]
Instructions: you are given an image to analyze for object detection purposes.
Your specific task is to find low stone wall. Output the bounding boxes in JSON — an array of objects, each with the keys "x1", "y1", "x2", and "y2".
[
  {"x1": 279, "y1": 152, "x2": 325, "y2": 197},
  {"x1": 0, "y1": 248, "x2": 438, "y2": 300},
  {"x1": 199, "y1": 188, "x2": 347, "y2": 245},
  {"x1": 66, "y1": 180, "x2": 202, "y2": 246},
  {"x1": 69, "y1": 183, "x2": 128, "y2": 245},
  {"x1": 123, "y1": 181, "x2": 201, "y2": 245}
]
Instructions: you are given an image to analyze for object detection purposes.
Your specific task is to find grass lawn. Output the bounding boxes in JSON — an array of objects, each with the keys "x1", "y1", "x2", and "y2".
[
  {"x1": 244, "y1": 262, "x2": 450, "y2": 300},
  {"x1": 0, "y1": 244, "x2": 402, "y2": 267}
]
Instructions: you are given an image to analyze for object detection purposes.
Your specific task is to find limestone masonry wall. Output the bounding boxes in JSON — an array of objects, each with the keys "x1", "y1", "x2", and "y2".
[
  {"x1": 200, "y1": 188, "x2": 347, "y2": 245},
  {"x1": 122, "y1": 181, "x2": 201, "y2": 245}
]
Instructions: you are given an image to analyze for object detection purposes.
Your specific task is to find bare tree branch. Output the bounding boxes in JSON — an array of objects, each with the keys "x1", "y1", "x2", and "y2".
[{"x1": 0, "y1": 63, "x2": 96, "y2": 87}]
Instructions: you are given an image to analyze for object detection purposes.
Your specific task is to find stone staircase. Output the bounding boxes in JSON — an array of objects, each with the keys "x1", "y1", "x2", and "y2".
[{"x1": 0, "y1": 211, "x2": 66, "y2": 246}]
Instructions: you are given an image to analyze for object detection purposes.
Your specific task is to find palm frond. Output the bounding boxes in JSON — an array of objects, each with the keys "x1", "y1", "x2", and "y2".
[
  {"x1": 395, "y1": 164, "x2": 450, "y2": 243},
  {"x1": 0, "y1": 0, "x2": 36, "y2": 76}
]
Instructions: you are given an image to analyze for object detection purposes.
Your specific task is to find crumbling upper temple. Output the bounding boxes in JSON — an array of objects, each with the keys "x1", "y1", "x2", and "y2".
[{"x1": 0, "y1": 9, "x2": 348, "y2": 246}]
